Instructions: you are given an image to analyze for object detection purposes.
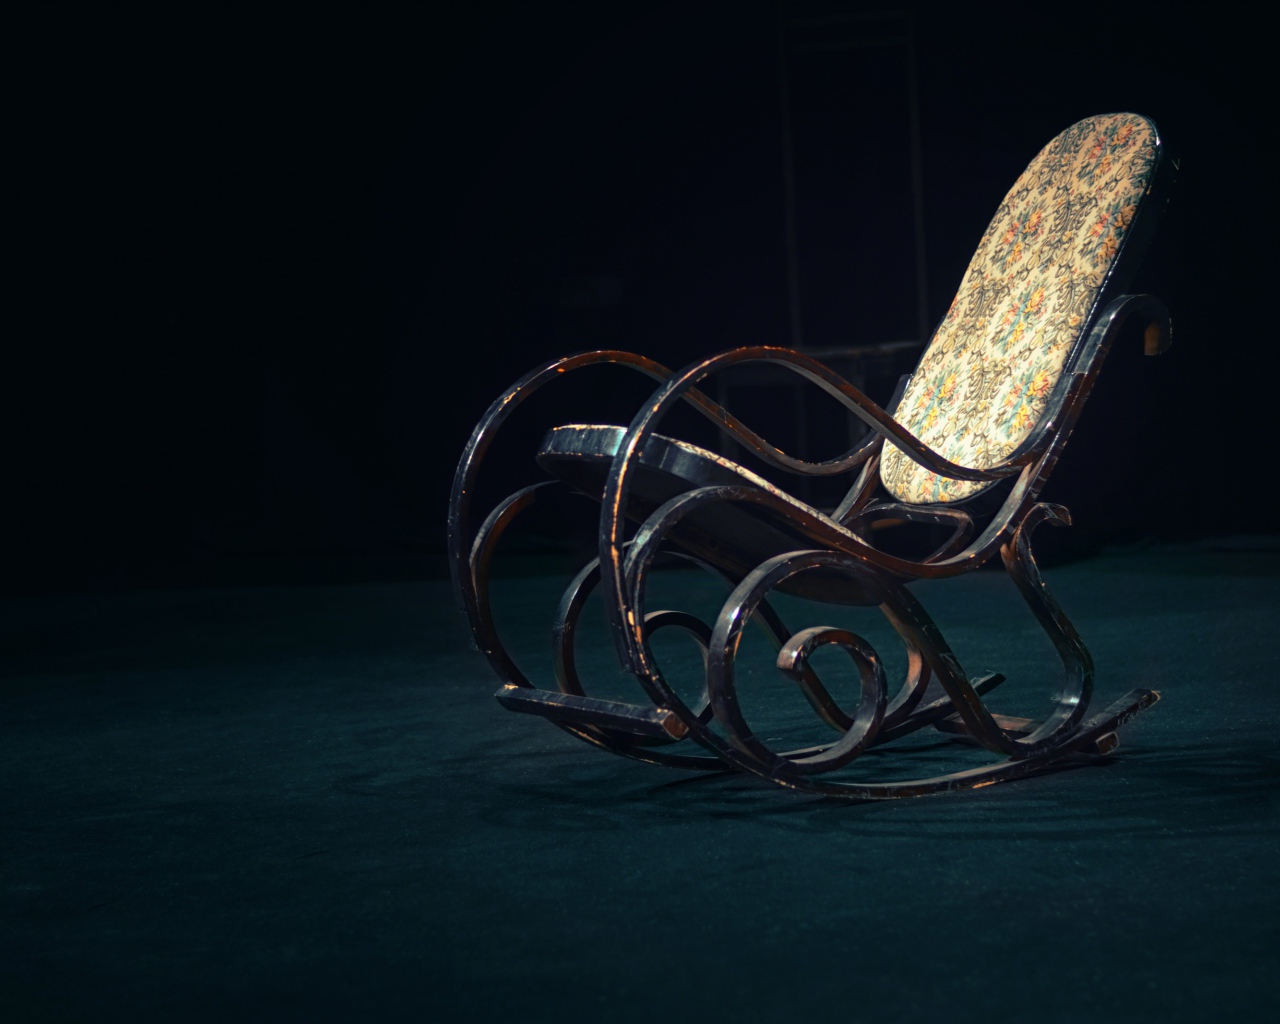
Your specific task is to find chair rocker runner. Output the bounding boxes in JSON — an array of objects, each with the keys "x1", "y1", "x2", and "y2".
[{"x1": 449, "y1": 112, "x2": 1175, "y2": 798}]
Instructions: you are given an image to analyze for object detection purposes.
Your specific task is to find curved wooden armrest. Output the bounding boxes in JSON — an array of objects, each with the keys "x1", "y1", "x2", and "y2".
[
  {"x1": 609, "y1": 346, "x2": 1024, "y2": 499},
  {"x1": 448, "y1": 348, "x2": 878, "y2": 626},
  {"x1": 595, "y1": 346, "x2": 1033, "y2": 662}
]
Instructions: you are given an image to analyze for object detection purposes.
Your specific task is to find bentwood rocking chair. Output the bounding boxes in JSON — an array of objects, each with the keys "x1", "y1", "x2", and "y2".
[{"x1": 449, "y1": 112, "x2": 1175, "y2": 798}]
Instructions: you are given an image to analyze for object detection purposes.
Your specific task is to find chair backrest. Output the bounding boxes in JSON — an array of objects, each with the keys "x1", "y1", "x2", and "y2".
[{"x1": 879, "y1": 113, "x2": 1162, "y2": 505}]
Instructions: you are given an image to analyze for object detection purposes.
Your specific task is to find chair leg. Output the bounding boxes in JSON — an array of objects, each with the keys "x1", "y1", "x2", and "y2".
[{"x1": 993, "y1": 502, "x2": 1094, "y2": 750}]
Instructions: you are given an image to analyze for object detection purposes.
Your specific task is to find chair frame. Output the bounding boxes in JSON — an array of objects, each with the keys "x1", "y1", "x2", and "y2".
[{"x1": 448, "y1": 118, "x2": 1176, "y2": 799}]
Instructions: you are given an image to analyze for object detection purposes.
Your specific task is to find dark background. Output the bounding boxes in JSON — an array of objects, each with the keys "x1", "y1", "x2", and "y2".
[
  {"x1": 6, "y1": 8, "x2": 1280, "y2": 1020},
  {"x1": 7, "y1": 0, "x2": 1273, "y2": 596}
]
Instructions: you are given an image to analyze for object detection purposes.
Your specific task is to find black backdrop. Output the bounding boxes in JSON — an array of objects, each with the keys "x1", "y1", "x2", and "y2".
[{"x1": 8, "y1": 1, "x2": 1273, "y2": 595}]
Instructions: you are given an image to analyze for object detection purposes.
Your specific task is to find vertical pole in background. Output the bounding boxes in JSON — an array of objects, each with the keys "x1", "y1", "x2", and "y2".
[
  {"x1": 777, "y1": 1, "x2": 804, "y2": 350},
  {"x1": 905, "y1": 5, "x2": 929, "y2": 344}
]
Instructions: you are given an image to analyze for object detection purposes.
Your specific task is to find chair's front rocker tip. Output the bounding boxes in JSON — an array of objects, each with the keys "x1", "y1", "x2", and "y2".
[{"x1": 494, "y1": 684, "x2": 689, "y2": 739}]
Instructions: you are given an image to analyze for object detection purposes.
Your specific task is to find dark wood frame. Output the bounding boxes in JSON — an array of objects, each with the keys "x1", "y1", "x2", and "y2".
[{"x1": 448, "y1": 122, "x2": 1176, "y2": 799}]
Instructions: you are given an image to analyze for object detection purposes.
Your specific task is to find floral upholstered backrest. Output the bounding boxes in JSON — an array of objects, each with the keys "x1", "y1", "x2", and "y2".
[{"x1": 879, "y1": 113, "x2": 1160, "y2": 505}]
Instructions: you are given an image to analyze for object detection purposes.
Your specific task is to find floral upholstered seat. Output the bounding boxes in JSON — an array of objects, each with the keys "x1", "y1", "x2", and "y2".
[{"x1": 879, "y1": 113, "x2": 1160, "y2": 504}]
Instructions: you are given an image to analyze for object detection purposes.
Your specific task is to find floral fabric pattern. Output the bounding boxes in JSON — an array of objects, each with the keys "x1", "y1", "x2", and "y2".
[{"x1": 880, "y1": 113, "x2": 1158, "y2": 504}]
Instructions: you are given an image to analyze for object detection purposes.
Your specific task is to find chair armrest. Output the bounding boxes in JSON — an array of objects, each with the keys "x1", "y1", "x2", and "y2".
[
  {"x1": 594, "y1": 346, "x2": 1029, "y2": 662},
  {"x1": 612, "y1": 346, "x2": 1026, "y2": 489}
]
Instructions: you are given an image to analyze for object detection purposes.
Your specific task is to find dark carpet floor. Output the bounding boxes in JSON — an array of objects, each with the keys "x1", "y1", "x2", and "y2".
[{"x1": 4, "y1": 538, "x2": 1279, "y2": 1022}]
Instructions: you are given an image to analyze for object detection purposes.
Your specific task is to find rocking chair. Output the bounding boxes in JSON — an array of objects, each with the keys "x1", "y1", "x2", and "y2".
[{"x1": 449, "y1": 112, "x2": 1175, "y2": 798}]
